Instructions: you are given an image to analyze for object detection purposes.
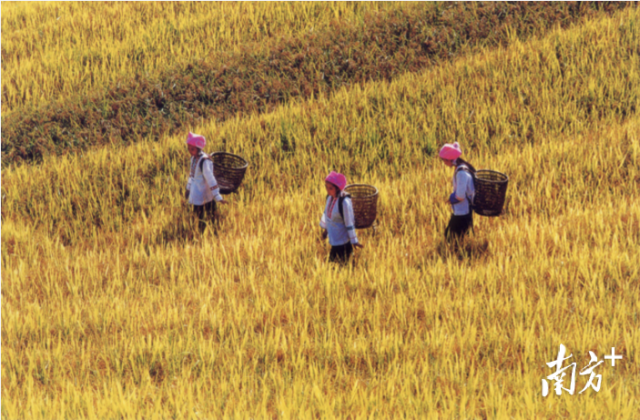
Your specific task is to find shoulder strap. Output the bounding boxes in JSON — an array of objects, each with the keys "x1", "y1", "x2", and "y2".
[
  {"x1": 456, "y1": 157, "x2": 476, "y2": 174},
  {"x1": 456, "y1": 165, "x2": 471, "y2": 175},
  {"x1": 455, "y1": 164, "x2": 476, "y2": 182},
  {"x1": 338, "y1": 194, "x2": 351, "y2": 220},
  {"x1": 198, "y1": 153, "x2": 212, "y2": 172}
]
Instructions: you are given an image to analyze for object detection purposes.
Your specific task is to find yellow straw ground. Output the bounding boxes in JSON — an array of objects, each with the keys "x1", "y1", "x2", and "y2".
[{"x1": 2, "y1": 6, "x2": 639, "y2": 420}]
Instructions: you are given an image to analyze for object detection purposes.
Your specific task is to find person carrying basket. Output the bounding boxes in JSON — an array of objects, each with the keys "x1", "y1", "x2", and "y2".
[
  {"x1": 439, "y1": 142, "x2": 476, "y2": 247},
  {"x1": 184, "y1": 132, "x2": 227, "y2": 231},
  {"x1": 320, "y1": 171, "x2": 364, "y2": 263}
]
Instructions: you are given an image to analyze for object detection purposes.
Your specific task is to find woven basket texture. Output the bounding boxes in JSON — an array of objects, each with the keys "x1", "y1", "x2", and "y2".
[
  {"x1": 211, "y1": 152, "x2": 249, "y2": 194},
  {"x1": 473, "y1": 170, "x2": 508, "y2": 217},
  {"x1": 343, "y1": 184, "x2": 379, "y2": 229}
]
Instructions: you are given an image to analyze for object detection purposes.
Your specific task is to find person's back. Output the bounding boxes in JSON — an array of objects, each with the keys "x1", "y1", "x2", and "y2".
[{"x1": 452, "y1": 163, "x2": 475, "y2": 216}]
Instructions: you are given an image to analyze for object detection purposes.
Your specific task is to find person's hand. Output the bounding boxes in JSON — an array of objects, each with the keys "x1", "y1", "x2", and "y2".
[
  {"x1": 217, "y1": 199, "x2": 229, "y2": 205},
  {"x1": 448, "y1": 193, "x2": 462, "y2": 205},
  {"x1": 321, "y1": 230, "x2": 328, "y2": 240},
  {"x1": 354, "y1": 242, "x2": 364, "y2": 249}
]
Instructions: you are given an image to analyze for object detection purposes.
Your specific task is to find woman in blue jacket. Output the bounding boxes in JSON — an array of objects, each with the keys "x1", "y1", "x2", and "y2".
[
  {"x1": 439, "y1": 142, "x2": 476, "y2": 246},
  {"x1": 320, "y1": 171, "x2": 364, "y2": 263}
]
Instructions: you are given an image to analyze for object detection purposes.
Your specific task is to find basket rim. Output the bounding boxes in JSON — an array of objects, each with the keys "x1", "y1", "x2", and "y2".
[
  {"x1": 474, "y1": 169, "x2": 509, "y2": 183},
  {"x1": 344, "y1": 183, "x2": 379, "y2": 198},
  {"x1": 210, "y1": 151, "x2": 249, "y2": 169}
]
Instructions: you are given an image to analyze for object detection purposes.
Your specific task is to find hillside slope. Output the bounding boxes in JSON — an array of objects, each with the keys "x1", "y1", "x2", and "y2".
[{"x1": 2, "y1": 7, "x2": 639, "y2": 420}]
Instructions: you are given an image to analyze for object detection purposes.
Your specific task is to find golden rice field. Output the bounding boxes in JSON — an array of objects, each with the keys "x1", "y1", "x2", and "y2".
[
  {"x1": 2, "y1": 3, "x2": 640, "y2": 419},
  {"x1": 1, "y1": 1, "x2": 421, "y2": 114}
]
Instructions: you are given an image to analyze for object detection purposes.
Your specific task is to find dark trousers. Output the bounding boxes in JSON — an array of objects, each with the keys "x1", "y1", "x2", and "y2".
[
  {"x1": 193, "y1": 200, "x2": 217, "y2": 232},
  {"x1": 445, "y1": 212, "x2": 473, "y2": 244},
  {"x1": 329, "y1": 242, "x2": 354, "y2": 263}
]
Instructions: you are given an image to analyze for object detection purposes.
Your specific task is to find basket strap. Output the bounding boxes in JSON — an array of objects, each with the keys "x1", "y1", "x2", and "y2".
[
  {"x1": 455, "y1": 164, "x2": 473, "y2": 175},
  {"x1": 338, "y1": 193, "x2": 351, "y2": 221},
  {"x1": 190, "y1": 154, "x2": 211, "y2": 177},
  {"x1": 199, "y1": 153, "x2": 212, "y2": 173}
]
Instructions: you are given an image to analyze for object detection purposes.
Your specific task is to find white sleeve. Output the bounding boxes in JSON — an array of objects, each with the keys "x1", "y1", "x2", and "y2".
[
  {"x1": 320, "y1": 197, "x2": 328, "y2": 229},
  {"x1": 455, "y1": 171, "x2": 469, "y2": 201},
  {"x1": 343, "y1": 198, "x2": 358, "y2": 244},
  {"x1": 203, "y1": 159, "x2": 223, "y2": 202}
]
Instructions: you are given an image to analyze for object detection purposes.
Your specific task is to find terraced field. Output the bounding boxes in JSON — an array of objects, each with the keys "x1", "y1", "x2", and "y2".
[
  {"x1": 2, "y1": 2, "x2": 639, "y2": 419},
  {"x1": 2, "y1": 2, "x2": 628, "y2": 165}
]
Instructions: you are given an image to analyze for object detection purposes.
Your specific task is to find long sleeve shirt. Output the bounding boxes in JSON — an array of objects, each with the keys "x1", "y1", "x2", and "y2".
[
  {"x1": 451, "y1": 163, "x2": 475, "y2": 216},
  {"x1": 186, "y1": 153, "x2": 223, "y2": 205},
  {"x1": 320, "y1": 193, "x2": 359, "y2": 246}
]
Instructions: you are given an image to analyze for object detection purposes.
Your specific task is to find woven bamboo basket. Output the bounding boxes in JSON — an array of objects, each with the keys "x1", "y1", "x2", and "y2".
[
  {"x1": 211, "y1": 152, "x2": 249, "y2": 195},
  {"x1": 472, "y1": 170, "x2": 508, "y2": 217},
  {"x1": 343, "y1": 184, "x2": 379, "y2": 229}
]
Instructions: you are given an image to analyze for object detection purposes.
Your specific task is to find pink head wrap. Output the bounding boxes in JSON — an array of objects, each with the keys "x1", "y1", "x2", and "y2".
[
  {"x1": 325, "y1": 171, "x2": 347, "y2": 191},
  {"x1": 186, "y1": 132, "x2": 206, "y2": 149},
  {"x1": 439, "y1": 142, "x2": 462, "y2": 160}
]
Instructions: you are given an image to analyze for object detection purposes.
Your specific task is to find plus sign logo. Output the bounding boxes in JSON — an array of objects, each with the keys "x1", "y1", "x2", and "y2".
[
  {"x1": 542, "y1": 345, "x2": 623, "y2": 397},
  {"x1": 604, "y1": 347, "x2": 623, "y2": 366}
]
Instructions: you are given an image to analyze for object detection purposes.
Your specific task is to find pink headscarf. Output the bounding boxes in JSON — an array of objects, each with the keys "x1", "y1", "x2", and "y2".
[
  {"x1": 439, "y1": 142, "x2": 462, "y2": 161},
  {"x1": 186, "y1": 132, "x2": 206, "y2": 149},
  {"x1": 325, "y1": 171, "x2": 347, "y2": 191}
]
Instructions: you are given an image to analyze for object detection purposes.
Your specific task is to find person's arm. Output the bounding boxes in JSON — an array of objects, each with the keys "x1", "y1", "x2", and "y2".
[
  {"x1": 203, "y1": 159, "x2": 224, "y2": 203},
  {"x1": 320, "y1": 212, "x2": 327, "y2": 229},
  {"x1": 320, "y1": 198, "x2": 328, "y2": 239},
  {"x1": 344, "y1": 198, "x2": 363, "y2": 248},
  {"x1": 185, "y1": 158, "x2": 193, "y2": 200},
  {"x1": 450, "y1": 171, "x2": 469, "y2": 204}
]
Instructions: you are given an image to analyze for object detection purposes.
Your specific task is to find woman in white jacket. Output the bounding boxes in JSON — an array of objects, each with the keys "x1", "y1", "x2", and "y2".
[
  {"x1": 320, "y1": 171, "x2": 364, "y2": 263},
  {"x1": 184, "y1": 132, "x2": 227, "y2": 231}
]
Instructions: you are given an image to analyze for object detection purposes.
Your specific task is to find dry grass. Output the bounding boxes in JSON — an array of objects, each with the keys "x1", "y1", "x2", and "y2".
[
  {"x1": 1, "y1": 1, "x2": 420, "y2": 114},
  {"x1": 2, "y1": 6, "x2": 639, "y2": 420},
  {"x1": 7, "y1": 2, "x2": 622, "y2": 166}
]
